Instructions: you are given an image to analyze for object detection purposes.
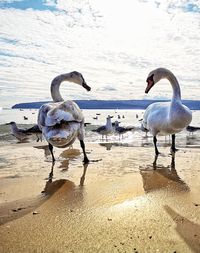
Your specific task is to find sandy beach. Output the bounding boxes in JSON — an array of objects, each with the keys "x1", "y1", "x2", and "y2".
[{"x1": 0, "y1": 132, "x2": 200, "y2": 253}]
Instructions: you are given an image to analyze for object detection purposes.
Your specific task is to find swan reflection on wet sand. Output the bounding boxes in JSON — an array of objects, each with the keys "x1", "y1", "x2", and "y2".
[
  {"x1": 140, "y1": 155, "x2": 189, "y2": 193},
  {"x1": 99, "y1": 142, "x2": 114, "y2": 150},
  {"x1": 99, "y1": 141, "x2": 147, "y2": 151},
  {"x1": 152, "y1": 153, "x2": 176, "y2": 170},
  {"x1": 58, "y1": 159, "x2": 69, "y2": 171},
  {"x1": 34, "y1": 145, "x2": 82, "y2": 164},
  {"x1": 45, "y1": 161, "x2": 89, "y2": 189},
  {"x1": 34, "y1": 145, "x2": 51, "y2": 158},
  {"x1": 40, "y1": 162, "x2": 89, "y2": 211}
]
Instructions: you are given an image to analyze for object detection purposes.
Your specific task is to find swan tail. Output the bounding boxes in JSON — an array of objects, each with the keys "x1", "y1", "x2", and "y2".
[
  {"x1": 45, "y1": 109, "x2": 75, "y2": 126},
  {"x1": 38, "y1": 102, "x2": 84, "y2": 128}
]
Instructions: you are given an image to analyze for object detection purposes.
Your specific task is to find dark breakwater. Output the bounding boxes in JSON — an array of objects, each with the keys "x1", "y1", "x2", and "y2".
[{"x1": 12, "y1": 100, "x2": 200, "y2": 110}]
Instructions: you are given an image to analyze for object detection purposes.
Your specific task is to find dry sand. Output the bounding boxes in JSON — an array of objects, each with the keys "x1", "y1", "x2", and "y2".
[{"x1": 0, "y1": 140, "x2": 200, "y2": 253}]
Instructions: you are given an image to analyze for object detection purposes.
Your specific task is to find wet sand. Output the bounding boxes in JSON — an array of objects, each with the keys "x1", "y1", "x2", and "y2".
[{"x1": 0, "y1": 140, "x2": 200, "y2": 253}]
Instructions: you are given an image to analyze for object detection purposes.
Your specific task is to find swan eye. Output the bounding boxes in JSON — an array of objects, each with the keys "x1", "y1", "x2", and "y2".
[
  {"x1": 146, "y1": 74, "x2": 154, "y2": 83},
  {"x1": 145, "y1": 74, "x2": 154, "y2": 94}
]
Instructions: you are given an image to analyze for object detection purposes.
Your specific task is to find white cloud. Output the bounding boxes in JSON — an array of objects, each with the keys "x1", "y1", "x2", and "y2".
[
  {"x1": 44, "y1": 0, "x2": 57, "y2": 7},
  {"x1": 0, "y1": 0, "x2": 200, "y2": 108}
]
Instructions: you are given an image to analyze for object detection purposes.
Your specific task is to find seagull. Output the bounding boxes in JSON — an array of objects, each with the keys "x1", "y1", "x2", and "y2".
[
  {"x1": 139, "y1": 118, "x2": 149, "y2": 137},
  {"x1": 114, "y1": 121, "x2": 134, "y2": 139},
  {"x1": 6, "y1": 122, "x2": 31, "y2": 141},
  {"x1": 92, "y1": 115, "x2": 113, "y2": 139},
  {"x1": 140, "y1": 122, "x2": 149, "y2": 138},
  {"x1": 186, "y1": 125, "x2": 200, "y2": 135},
  {"x1": 6, "y1": 122, "x2": 41, "y2": 142}
]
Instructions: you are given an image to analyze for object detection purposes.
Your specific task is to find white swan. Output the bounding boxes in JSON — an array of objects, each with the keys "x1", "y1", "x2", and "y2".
[
  {"x1": 142, "y1": 68, "x2": 192, "y2": 155},
  {"x1": 37, "y1": 71, "x2": 91, "y2": 163}
]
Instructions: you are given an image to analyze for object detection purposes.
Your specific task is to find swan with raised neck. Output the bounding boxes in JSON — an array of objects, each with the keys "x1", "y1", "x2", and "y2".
[
  {"x1": 145, "y1": 68, "x2": 181, "y2": 100},
  {"x1": 143, "y1": 67, "x2": 192, "y2": 156}
]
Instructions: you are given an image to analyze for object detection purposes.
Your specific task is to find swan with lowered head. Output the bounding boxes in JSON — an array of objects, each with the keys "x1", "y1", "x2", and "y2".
[
  {"x1": 142, "y1": 68, "x2": 192, "y2": 155},
  {"x1": 37, "y1": 71, "x2": 91, "y2": 163}
]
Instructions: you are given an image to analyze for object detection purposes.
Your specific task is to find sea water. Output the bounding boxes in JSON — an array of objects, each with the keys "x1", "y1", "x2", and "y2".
[{"x1": 1, "y1": 107, "x2": 200, "y2": 148}]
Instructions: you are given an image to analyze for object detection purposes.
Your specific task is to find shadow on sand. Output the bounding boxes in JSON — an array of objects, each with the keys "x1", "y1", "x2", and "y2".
[
  {"x1": 164, "y1": 205, "x2": 200, "y2": 252},
  {"x1": 0, "y1": 161, "x2": 89, "y2": 226},
  {"x1": 140, "y1": 155, "x2": 189, "y2": 193}
]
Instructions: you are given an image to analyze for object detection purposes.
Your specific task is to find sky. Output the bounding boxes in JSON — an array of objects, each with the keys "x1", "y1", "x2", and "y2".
[{"x1": 0, "y1": 0, "x2": 200, "y2": 107}]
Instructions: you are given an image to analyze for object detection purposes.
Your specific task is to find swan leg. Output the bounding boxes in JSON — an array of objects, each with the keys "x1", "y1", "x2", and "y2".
[
  {"x1": 80, "y1": 163, "x2": 89, "y2": 186},
  {"x1": 153, "y1": 154, "x2": 158, "y2": 170},
  {"x1": 153, "y1": 136, "x2": 160, "y2": 155},
  {"x1": 171, "y1": 134, "x2": 178, "y2": 153},
  {"x1": 48, "y1": 143, "x2": 55, "y2": 163},
  {"x1": 36, "y1": 134, "x2": 40, "y2": 142},
  {"x1": 171, "y1": 155, "x2": 175, "y2": 169},
  {"x1": 80, "y1": 140, "x2": 89, "y2": 164},
  {"x1": 48, "y1": 162, "x2": 55, "y2": 183}
]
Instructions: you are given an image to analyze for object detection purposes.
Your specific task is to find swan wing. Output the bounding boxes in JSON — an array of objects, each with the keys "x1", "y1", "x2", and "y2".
[
  {"x1": 38, "y1": 103, "x2": 54, "y2": 129},
  {"x1": 143, "y1": 102, "x2": 170, "y2": 135},
  {"x1": 143, "y1": 101, "x2": 192, "y2": 135},
  {"x1": 57, "y1": 101, "x2": 84, "y2": 122},
  {"x1": 169, "y1": 102, "x2": 192, "y2": 129}
]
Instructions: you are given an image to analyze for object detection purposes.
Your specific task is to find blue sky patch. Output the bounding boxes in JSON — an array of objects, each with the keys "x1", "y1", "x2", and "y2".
[
  {"x1": 0, "y1": 0, "x2": 57, "y2": 11},
  {"x1": 184, "y1": 3, "x2": 200, "y2": 13}
]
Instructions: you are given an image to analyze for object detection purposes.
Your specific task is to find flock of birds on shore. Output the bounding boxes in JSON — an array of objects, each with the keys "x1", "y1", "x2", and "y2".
[
  {"x1": 7, "y1": 114, "x2": 200, "y2": 142},
  {"x1": 5, "y1": 68, "x2": 200, "y2": 164},
  {"x1": 6, "y1": 115, "x2": 137, "y2": 142}
]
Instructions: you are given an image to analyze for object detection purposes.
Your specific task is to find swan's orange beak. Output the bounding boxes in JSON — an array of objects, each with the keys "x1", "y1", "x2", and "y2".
[
  {"x1": 145, "y1": 76, "x2": 154, "y2": 93},
  {"x1": 82, "y1": 81, "x2": 91, "y2": 91}
]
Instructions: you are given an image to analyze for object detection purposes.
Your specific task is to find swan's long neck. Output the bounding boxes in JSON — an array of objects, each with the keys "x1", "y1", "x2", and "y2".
[
  {"x1": 165, "y1": 71, "x2": 181, "y2": 100},
  {"x1": 51, "y1": 73, "x2": 72, "y2": 102}
]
